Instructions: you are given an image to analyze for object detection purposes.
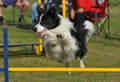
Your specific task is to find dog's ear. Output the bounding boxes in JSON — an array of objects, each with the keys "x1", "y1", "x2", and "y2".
[{"x1": 47, "y1": 5, "x2": 57, "y2": 15}]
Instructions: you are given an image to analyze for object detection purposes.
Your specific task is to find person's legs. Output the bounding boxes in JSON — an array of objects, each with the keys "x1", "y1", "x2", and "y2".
[
  {"x1": 32, "y1": 2, "x2": 38, "y2": 26},
  {"x1": 18, "y1": 0, "x2": 29, "y2": 23},
  {"x1": 0, "y1": 0, "x2": 5, "y2": 24},
  {"x1": 0, "y1": 0, "x2": 4, "y2": 16},
  {"x1": 21, "y1": 0, "x2": 29, "y2": 15}
]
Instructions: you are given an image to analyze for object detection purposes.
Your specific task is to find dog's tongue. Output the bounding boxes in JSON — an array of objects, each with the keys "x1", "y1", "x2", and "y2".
[{"x1": 38, "y1": 29, "x2": 47, "y2": 37}]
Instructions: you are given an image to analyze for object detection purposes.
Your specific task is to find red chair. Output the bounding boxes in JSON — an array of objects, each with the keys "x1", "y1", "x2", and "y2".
[{"x1": 86, "y1": 0, "x2": 110, "y2": 38}]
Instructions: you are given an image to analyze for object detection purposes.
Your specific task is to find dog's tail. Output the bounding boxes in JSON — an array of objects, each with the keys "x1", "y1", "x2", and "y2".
[{"x1": 84, "y1": 20, "x2": 94, "y2": 42}]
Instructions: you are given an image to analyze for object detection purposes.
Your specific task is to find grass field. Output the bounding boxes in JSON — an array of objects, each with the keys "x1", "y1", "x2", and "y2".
[{"x1": 0, "y1": 0, "x2": 120, "y2": 82}]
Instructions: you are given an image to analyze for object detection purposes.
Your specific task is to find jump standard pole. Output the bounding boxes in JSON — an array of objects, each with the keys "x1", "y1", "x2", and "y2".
[{"x1": 3, "y1": 27, "x2": 9, "y2": 82}]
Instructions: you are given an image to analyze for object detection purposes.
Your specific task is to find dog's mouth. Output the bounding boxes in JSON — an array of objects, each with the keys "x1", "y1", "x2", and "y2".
[{"x1": 38, "y1": 28, "x2": 47, "y2": 37}]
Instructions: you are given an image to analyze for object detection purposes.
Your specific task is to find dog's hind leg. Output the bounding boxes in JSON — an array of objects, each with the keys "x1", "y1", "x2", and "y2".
[
  {"x1": 65, "y1": 61, "x2": 70, "y2": 67},
  {"x1": 77, "y1": 58, "x2": 85, "y2": 68},
  {"x1": 65, "y1": 61, "x2": 71, "y2": 75}
]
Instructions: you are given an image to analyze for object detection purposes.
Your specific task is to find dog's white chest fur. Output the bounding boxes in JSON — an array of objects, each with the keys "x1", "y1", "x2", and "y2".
[{"x1": 42, "y1": 28, "x2": 78, "y2": 63}]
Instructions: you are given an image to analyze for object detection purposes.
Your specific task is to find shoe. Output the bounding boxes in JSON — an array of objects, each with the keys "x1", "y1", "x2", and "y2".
[
  {"x1": 18, "y1": 15, "x2": 25, "y2": 24},
  {"x1": 0, "y1": 16, "x2": 6, "y2": 25},
  {"x1": 0, "y1": 20, "x2": 6, "y2": 25}
]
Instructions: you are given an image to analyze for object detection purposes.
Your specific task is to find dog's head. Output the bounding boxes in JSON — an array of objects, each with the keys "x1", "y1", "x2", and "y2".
[{"x1": 35, "y1": 6, "x2": 60, "y2": 37}]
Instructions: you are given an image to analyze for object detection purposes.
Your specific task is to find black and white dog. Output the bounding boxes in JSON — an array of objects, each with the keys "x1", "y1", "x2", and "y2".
[{"x1": 35, "y1": 6, "x2": 94, "y2": 68}]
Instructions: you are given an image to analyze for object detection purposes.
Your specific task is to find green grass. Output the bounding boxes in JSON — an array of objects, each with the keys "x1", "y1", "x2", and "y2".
[{"x1": 0, "y1": 0, "x2": 120, "y2": 82}]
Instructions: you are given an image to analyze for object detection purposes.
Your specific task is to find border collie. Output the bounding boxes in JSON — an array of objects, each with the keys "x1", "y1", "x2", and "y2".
[{"x1": 35, "y1": 6, "x2": 94, "y2": 68}]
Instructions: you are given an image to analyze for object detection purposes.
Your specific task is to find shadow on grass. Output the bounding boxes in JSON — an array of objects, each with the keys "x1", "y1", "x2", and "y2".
[
  {"x1": 108, "y1": 36, "x2": 120, "y2": 41},
  {"x1": 3, "y1": 21, "x2": 35, "y2": 31},
  {"x1": 16, "y1": 24, "x2": 33, "y2": 29},
  {"x1": 91, "y1": 36, "x2": 120, "y2": 47},
  {"x1": 0, "y1": 50, "x2": 41, "y2": 58},
  {"x1": 97, "y1": 41, "x2": 120, "y2": 47}
]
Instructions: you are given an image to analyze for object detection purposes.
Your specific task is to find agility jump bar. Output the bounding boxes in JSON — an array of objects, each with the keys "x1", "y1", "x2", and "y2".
[{"x1": 9, "y1": 68, "x2": 120, "y2": 72}]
